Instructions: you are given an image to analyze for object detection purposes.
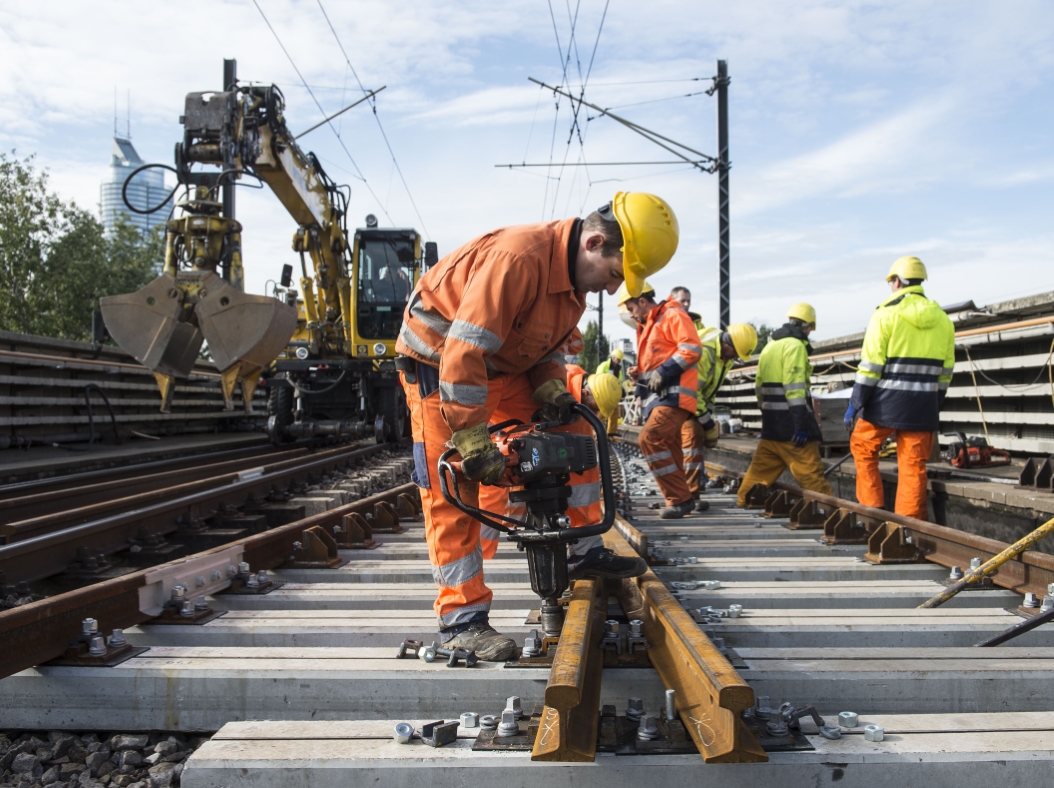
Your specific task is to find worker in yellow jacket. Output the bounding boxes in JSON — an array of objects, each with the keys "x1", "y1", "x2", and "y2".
[{"x1": 737, "y1": 304, "x2": 832, "y2": 506}]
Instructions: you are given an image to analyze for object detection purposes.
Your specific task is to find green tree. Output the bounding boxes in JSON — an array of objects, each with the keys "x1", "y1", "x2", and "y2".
[
  {"x1": 577, "y1": 320, "x2": 610, "y2": 373},
  {"x1": 751, "y1": 323, "x2": 775, "y2": 355},
  {"x1": 0, "y1": 152, "x2": 161, "y2": 341}
]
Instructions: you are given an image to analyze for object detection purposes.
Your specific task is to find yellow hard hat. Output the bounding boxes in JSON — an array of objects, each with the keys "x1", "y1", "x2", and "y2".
[
  {"x1": 608, "y1": 192, "x2": 679, "y2": 298},
  {"x1": 610, "y1": 348, "x2": 625, "y2": 361},
  {"x1": 618, "y1": 302, "x2": 637, "y2": 328},
  {"x1": 616, "y1": 280, "x2": 655, "y2": 307},
  {"x1": 886, "y1": 255, "x2": 928, "y2": 282},
  {"x1": 726, "y1": 323, "x2": 758, "y2": 360},
  {"x1": 586, "y1": 373, "x2": 623, "y2": 419},
  {"x1": 787, "y1": 302, "x2": 817, "y2": 327}
]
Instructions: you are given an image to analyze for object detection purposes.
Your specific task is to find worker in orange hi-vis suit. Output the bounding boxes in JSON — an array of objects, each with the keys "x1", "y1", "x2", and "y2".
[
  {"x1": 482, "y1": 364, "x2": 623, "y2": 559},
  {"x1": 619, "y1": 281, "x2": 702, "y2": 519},
  {"x1": 396, "y1": 193, "x2": 679, "y2": 661}
]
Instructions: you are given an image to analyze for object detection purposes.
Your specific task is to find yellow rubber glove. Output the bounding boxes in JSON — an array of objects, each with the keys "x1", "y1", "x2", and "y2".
[
  {"x1": 532, "y1": 379, "x2": 579, "y2": 424},
  {"x1": 451, "y1": 423, "x2": 506, "y2": 484}
]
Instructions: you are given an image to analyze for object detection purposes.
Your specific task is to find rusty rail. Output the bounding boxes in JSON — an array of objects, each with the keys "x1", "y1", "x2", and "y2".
[
  {"x1": 0, "y1": 482, "x2": 417, "y2": 680},
  {"x1": 606, "y1": 522, "x2": 767, "y2": 763}
]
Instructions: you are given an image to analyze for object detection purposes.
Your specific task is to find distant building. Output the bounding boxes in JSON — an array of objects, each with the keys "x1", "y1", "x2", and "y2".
[{"x1": 100, "y1": 137, "x2": 172, "y2": 235}]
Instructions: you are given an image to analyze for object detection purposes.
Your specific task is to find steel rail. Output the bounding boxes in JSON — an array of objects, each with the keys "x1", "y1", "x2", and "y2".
[
  {"x1": 0, "y1": 443, "x2": 393, "y2": 586},
  {"x1": 0, "y1": 482, "x2": 416, "y2": 680},
  {"x1": 0, "y1": 446, "x2": 312, "y2": 534},
  {"x1": 605, "y1": 521, "x2": 767, "y2": 763}
]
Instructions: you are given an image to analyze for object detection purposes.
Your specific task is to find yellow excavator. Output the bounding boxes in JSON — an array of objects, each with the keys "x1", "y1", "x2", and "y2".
[{"x1": 100, "y1": 70, "x2": 434, "y2": 443}]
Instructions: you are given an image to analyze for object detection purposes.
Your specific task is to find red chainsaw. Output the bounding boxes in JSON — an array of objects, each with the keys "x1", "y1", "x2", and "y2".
[{"x1": 942, "y1": 431, "x2": 1011, "y2": 469}]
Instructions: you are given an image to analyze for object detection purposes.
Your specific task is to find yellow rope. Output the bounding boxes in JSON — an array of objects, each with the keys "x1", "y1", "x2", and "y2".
[{"x1": 963, "y1": 346, "x2": 990, "y2": 443}]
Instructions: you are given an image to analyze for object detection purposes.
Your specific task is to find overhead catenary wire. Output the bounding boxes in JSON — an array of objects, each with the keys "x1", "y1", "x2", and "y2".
[
  {"x1": 315, "y1": 0, "x2": 431, "y2": 239},
  {"x1": 250, "y1": 0, "x2": 395, "y2": 225}
]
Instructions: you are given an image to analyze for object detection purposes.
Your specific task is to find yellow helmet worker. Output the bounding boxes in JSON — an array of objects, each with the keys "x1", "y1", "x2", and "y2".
[
  {"x1": 615, "y1": 279, "x2": 656, "y2": 307},
  {"x1": 601, "y1": 193, "x2": 679, "y2": 298},
  {"x1": 725, "y1": 323, "x2": 758, "y2": 360},
  {"x1": 585, "y1": 373, "x2": 623, "y2": 419},
  {"x1": 886, "y1": 256, "x2": 928, "y2": 282},
  {"x1": 786, "y1": 302, "x2": 817, "y2": 328}
]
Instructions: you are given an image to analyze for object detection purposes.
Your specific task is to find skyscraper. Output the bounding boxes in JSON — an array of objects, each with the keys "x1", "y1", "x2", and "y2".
[{"x1": 100, "y1": 137, "x2": 172, "y2": 235}]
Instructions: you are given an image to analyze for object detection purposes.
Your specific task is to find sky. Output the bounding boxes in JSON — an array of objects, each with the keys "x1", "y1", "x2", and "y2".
[{"x1": 1, "y1": 0, "x2": 1052, "y2": 345}]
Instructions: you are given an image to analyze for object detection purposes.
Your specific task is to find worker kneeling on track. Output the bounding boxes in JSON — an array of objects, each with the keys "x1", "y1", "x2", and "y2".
[
  {"x1": 396, "y1": 193, "x2": 678, "y2": 661},
  {"x1": 691, "y1": 323, "x2": 757, "y2": 511},
  {"x1": 481, "y1": 365, "x2": 624, "y2": 560},
  {"x1": 738, "y1": 303, "x2": 833, "y2": 506},
  {"x1": 620, "y1": 281, "x2": 703, "y2": 520},
  {"x1": 846, "y1": 256, "x2": 955, "y2": 522}
]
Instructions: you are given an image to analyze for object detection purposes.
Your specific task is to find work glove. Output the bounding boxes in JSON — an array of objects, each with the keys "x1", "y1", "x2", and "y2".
[
  {"x1": 701, "y1": 417, "x2": 720, "y2": 449},
  {"x1": 533, "y1": 379, "x2": 580, "y2": 424},
  {"x1": 451, "y1": 423, "x2": 506, "y2": 485},
  {"x1": 843, "y1": 402, "x2": 858, "y2": 432},
  {"x1": 645, "y1": 370, "x2": 667, "y2": 393},
  {"x1": 791, "y1": 430, "x2": 810, "y2": 448}
]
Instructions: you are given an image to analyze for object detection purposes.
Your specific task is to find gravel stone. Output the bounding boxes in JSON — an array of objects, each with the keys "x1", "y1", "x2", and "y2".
[
  {"x1": 80, "y1": 736, "x2": 99, "y2": 746},
  {"x1": 146, "y1": 762, "x2": 179, "y2": 788},
  {"x1": 67, "y1": 747, "x2": 89, "y2": 765},
  {"x1": 59, "y1": 763, "x2": 86, "y2": 781},
  {"x1": 150, "y1": 743, "x2": 176, "y2": 758},
  {"x1": 126, "y1": 782, "x2": 148, "y2": 788},
  {"x1": 95, "y1": 761, "x2": 115, "y2": 779},
  {"x1": 85, "y1": 753, "x2": 110, "y2": 774},
  {"x1": 141, "y1": 754, "x2": 160, "y2": 768},
  {"x1": 159, "y1": 752, "x2": 187, "y2": 765},
  {"x1": 49, "y1": 737, "x2": 74, "y2": 761},
  {"x1": 40, "y1": 764, "x2": 61, "y2": 785},
  {"x1": 12, "y1": 753, "x2": 40, "y2": 774},
  {"x1": 113, "y1": 752, "x2": 141, "y2": 771},
  {"x1": 108, "y1": 738, "x2": 147, "y2": 754}
]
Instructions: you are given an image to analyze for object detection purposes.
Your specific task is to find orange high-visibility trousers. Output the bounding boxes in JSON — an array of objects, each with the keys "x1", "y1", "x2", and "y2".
[
  {"x1": 639, "y1": 406, "x2": 693, "y2": 507},
  {"x1": 737, "y1": 439, "x2": 832, "y2": 506},
  {"x1": 680, "y1": 416, "x2": 706, "y2": 499},
  {"x1": 850, "y1": 418, "x2": 934, "y2": 521},
  {"x1": 405, "y1": 368, "x2": 598, "y2": 627}
]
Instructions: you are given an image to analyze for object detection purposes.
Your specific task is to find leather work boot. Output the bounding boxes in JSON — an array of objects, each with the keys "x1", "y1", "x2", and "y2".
[
  {"x1": 660, "y1": 500, "x2": 695, "y2": 519},
  {"x1": 694, "y1": 499, "x2": 710, "y2": 512},
  {"x1": 442, "y1": 621, "x2": 519, "y2": 661},
  {"x1": 568, "y1": 546, "x2": 648, "y2": 580}
]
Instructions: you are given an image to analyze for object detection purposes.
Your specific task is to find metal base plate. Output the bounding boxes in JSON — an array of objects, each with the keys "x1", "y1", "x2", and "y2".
[
  {"x1": 45, "y1": 645, "x2": 149, "y2": 668},
  {"x1": 471, "y1": 705, "x2": 542, "y2": 751}
]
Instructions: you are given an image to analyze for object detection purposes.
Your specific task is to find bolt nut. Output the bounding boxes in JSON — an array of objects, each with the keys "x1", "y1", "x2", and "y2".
[
  {"x1": 636, "y1": 715, "x2": 661, "y2": 741},
  {"x1": 81, "y1": 618, "x2": 98, "y2": 635},
  {"x1": 88, "y1": 636, "x2": 107, "y2": 657},
  {"x1": 1025, "y1": 592, "x2": 1040, "y2": 608},
  {"x1": 863, "y1": 724, "x2": 884, "y2": 742},
  {"x1": 1042, "y1": 596, "x2": 1054, "y2": 613},
  {"x1": 728, "y1": 604, "x2": 743, "y2": 618},
  {"x1": 246, "y1": 573, "x2": 260, "y2": 588},
  {"x1": 211, "y1": 569, "x2": 223, "y2": 581},
  {"x1": 629, "y1": 619, "x2": 643, "y2": 636},
  {"x1": 626, "y1": 697, "x2": 645, "y2": 721},
  {"x1": 171, "y1": 585, "x2": 186, "y2": 600},
  {"x1": 256, "y1": 570, "x2": 268, "y2": 584},
  {"x1": 497, "y1": 710, "x2": 520, "y2": 737},
  {"x1": 479, "y1": 715, "x2": 499, "y2": 732},
  {"x1": 194, "y1": 597, "x2": 210, "y2": 611},
  {"x1": 949, "y1": 566, "x2": 963, "y2": 580},
  {"x1": 460, "y1": 712, "x2": 479, "y2": 729},
  {"x1": 504, "y1": 696, "x2": 523, "y2": 718},
  {"x1": 970, "y1": 557, "x2": 982, "y2": 570},
  {"x1": 195, "y1": 575, "x2": 206, "y2": 588},
  {"x1": 180, "y1": 600, "x2": 195, "y2": 618},
  {"x1": 838, "y1": 711, "x2": 859, "y2": 728},
  {"x1": 239, "y1": 561, "x2": 250, "y2": 574},
  {"x1": 1048, "y1": 583, "x2": 1054, "y2": 596},
  {"x1": 393, "y1": 722, "x2": 414, "y2": 744},
  {"x1": 522, "y1": 630, "x2": 542, "y2": 658},
  {"x1": 704, "y1": 580, "x2": 722, "y2": 590},
  {"x1": 604, "y1": 620, "x2": 620, "y2": 639},
  {"x1": 293, "y1": 541, "x2": 303, "y2": 551},
  {"x1": 108, "y1": 629, "x2": 127, "y2": 648}
]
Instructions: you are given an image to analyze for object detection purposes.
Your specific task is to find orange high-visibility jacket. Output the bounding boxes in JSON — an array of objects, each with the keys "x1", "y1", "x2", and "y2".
[
  {"x1": 634, "y1": 298, "x2": 701, "y2": 418},
  {"x1": 566, "y1": 363, "x2": 587, "y2": 402},
  {"x1": 396, "y1": 219, "x2": 586, "y2": 432}
]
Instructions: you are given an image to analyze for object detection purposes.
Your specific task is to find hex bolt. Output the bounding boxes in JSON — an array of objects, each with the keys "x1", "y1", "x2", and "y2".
[
  {"x1": 194, "y1": 597, "x2": 210, "y2": 611},
  {"x1": 711, "y1": 637, "x2": 726, "y2": 651},
  {"x1": 292, "y1": 541, "x2": 303, "y2": 551},
  {"x1": 1048, "y1": 583, "x2": 1054, "y2": 596},
  {"x1": 496, "y1": 710, "x2": 520, "y2": 737},
  {"x1": 629, "y1": 620, "x2": 643, "y2": 636},
  {"x1": 949, "y1": 566, "x2": 963, "y2": 580},
  {"x1": 211, "y1": 569, "x2": 223, "y2": 581},
  {"x1": 238, "y1": 561, "x2": 251, "y2": 574},
  {"x1": 180, "y1": 600, "x2": 195, "y2": 618},
  {"x1": 393, "y1": 722, "x2": 414, "y2": 744},
  {"x1": 171, "y1": 585, "x2": 186, "y2": 600},
  {"x1": 195, "y1": 575, "x2": 206, "y2": 588},
  {"x1": 504, "y1": 696, "x2": 524, "y2": 719},
  {"x1": 664, "y1": 689, "x2": 677, "y2": 722},
  {"x1": 479, "y1": 715, "x2": 499, "y2": 732},
  {"x1": 522, "y1": 630, "x2": 542, "y2": 658},
  {"x1": 838, "y1": 711, "x2": 859, "y2": 728},
  {"x1": 81, "y1": 618, "x2": 98, "y2": 636},
  {"x1": 604, "y1": 620, "x2": 620, "y2": 639},
  {"x1": 1024, "y1": 592, "x2": 1040, "y2": 608},
  {"x1": 460, "y1": 712, "x2": 479, "y2": 729},
  {"x1": 704, "y1": 580, "x2": 722, "y2": 590},
  {"x1": 256, "y1": 570, "x2": 269, "y2": 584},
  {"x1": 689, "y1": 556, "x2": 698, "y2": 564},
  {"x1": 108, "y1": 629, "x2": 127, "y2": 648},
  {"x1": 728, "y1": 604, "x2": 743, "y2": 619},
  {"x1": 227, "y1": 564, "x2": 239, "y2": 578},
  {"x1": 88, "y1": 636, "x2": 107, "y2": 658},
  {"x1": 863, "y1": 724, "x2": 884, "y2": 742},
  {"x1": 626, "y1": 697, "x2": 645, "y2": 721},
  {"x1": 246, "y1": 572, "x2": 260, "y2": 589},
  {"x1": 753, "y1": 696, "x2": 771, "y2": 720},
  {"x1": 1043, "y1": 596, "x2": 1054, "y2": 613},
  {"x1": 970, "y1": 557, "x2": 982, "y2": 570},
  {"x1": 636, "y1": 716, "x2": 661, "y2": 741}
]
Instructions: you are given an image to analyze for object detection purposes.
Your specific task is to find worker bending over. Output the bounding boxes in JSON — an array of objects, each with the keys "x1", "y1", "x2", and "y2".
[
  {"x1": 620, "y1": 282, "x2": 703, "y2": 519},
  {"x1": 595, "y1": 348, "x2": 627, "y2": 433},
  {"x1": 846, "y1": 257, "x2": 955, "y2": 521},
  {"x1": 738, "y1": 303, "x2": 832, "y2": 505},
  {"x1": 690, "y1": 323, "x2": 757, "y2": 510},
  {"x1": 396, "y1": 192, "x2": 678, "y2": 660},
  {"x1": 482, "y1": 365, "x2": 623, "y2": 558}
]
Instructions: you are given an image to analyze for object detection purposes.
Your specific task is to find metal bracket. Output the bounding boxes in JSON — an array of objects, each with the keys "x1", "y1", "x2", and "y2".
[
  {"x1": 332, "y1": 513, "x2": 378, "y2": 550},
  {"x1": 420, "y1": 720, "x2": 460, "y2": 748},
  {"x1": 283, "y1": 525, "x2": 345, "y2": 568},
  {"x1": 741, "y1": 483, "x2": 770, "y2": 509},
  {"x1": 786, "y1": 499, "x2": 832, "y2": 530},
  {"x1": 864, "y1": 522, "x2": 922, "y2": 564},
  {"x1": 368, "y1": 501, "x2": 404, "y2": 534},
  {"x1": 822, "y1": 508, "x2": 878, "y2": 545}
]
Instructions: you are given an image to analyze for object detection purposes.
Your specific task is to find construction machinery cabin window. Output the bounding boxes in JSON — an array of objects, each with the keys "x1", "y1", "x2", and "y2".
[{"x1": 357, "y1": 235, "x2": 414, "y2": 340}]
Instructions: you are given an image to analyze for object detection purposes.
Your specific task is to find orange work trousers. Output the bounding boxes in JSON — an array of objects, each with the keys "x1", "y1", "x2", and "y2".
[
  {"x1": 680, "y1": 416, "x2": 706, "y2": 499},
  {"x1": 850, "y1": 418, "x2": 934, "y2": 522},
  {"x1": 404, "y1": 368, "x2": 597, "y2": 629},
  {"x1": 639, "y1": 406, "x2": 693, "y2": 507}
]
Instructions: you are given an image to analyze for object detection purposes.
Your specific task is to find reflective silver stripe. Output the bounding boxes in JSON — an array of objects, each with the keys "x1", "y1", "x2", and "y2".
[
  {"x1": 439, "y1": 601, "x2": 491, "y2": 628},
  {"x1": 399, "y1": 324, "x2": 439, "y2": 362},
  {"x1": 938, "y1": 381, "x2": 950, "y2": 391},
  {"x1": 480, "y1": 524, "x2": 502, "y2": 542},
  {"x1": 876, "y1": 378, "x2": 939, "y2": 392},
  {"x1": 538, "y1": 351, "x2": 566, "y2": 367},
  {"x1": 674, "y1": 354, "x2": 692, "y2": 370},
  {"x1": 787, "y1": 398, "x2": 807, "y2": 407},
  {"x1": 645, "y1": 450, "x2": 673, "y2": 463},
  {"x1": 448, "y1": 319, "x2": 502, "y2": 353},
  {"x1": 760, "y1": 384, "x2": 785, "y2": 394},
  {"x1": 669, "y1": 386, "x2": 695, "y2": 396},
  {"x1": 652, "y1": 463, "x2": 679, "y2": 477},
  {"x1": 784, "y1": 382, "x2": 807, "y2": 391},
  {"x1": 679, "y1": 343, "x2": 702, "y2": 355},
  {"x1": 569, "y1": 481, "x2": 601, "y2": 507},
  {"x1": 684, "y1": 448, "x2": 703, "y2": 457},
  {"x1": 886, "y1": 361, "x2": 942, "y2": 376},
  {"x1": 858, "y1": 360, "x2": 884, "y2": 374},
  {"x1": 642, "y1": 393, "x2": 659, "y2": 409},
  {"x1": 684, "y1": 462, "x2": 705, "y2": 470},
  {"x1": 761, "y1": 401, "x2": 789, "y2": 410},
  {"x1": 855, "y1": 373, "x2": 879, "y2": 387},
  {"x1": 439, "y1": 381, "x2": 488, "y2": 405},
  {"x1": 410, "y1": 299, "x2": 452, "y2": 336},
  {"x1": 431, "y1": 544, "x2": 483, "y2": 588},
  {"x1": 942, "y1": 364, "x2": 955, "y2": 373}
]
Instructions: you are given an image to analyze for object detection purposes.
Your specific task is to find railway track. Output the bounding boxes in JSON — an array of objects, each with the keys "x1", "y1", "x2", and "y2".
[{"x1": 2, "y1": 432, "x2": 1054, "y2": 787}]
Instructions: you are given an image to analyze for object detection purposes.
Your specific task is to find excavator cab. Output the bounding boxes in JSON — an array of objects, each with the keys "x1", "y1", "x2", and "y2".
[{"x1": 352, "y1": 221, "x2": 418, "y2": 354}]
